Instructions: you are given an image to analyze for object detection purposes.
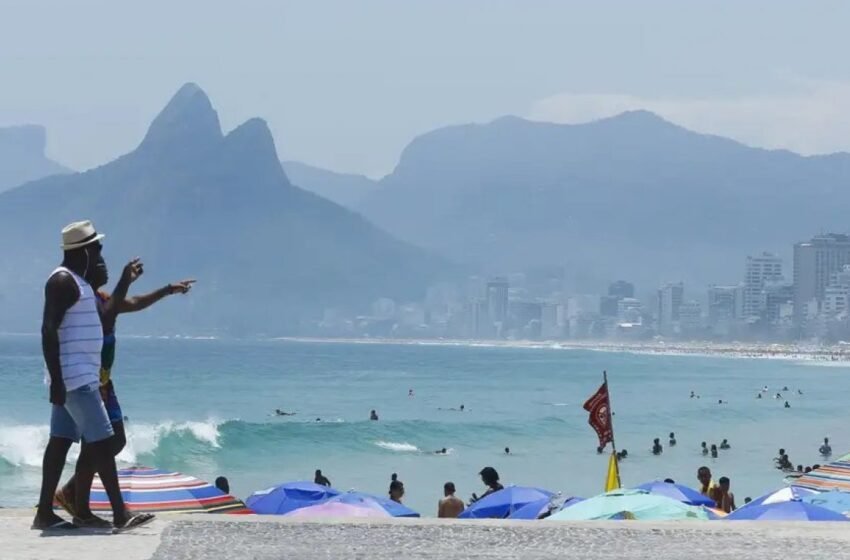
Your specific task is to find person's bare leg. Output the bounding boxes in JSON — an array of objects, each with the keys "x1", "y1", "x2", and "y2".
[
  {"x1": 32, "y1": 437, "x2": 72, "y2": 528},
  {"x1": 86, "y1": 438, "x2": 136, "y2": 526},
  {"x1": 74, "y1": 423, "x2": 125, "y2": 519}
]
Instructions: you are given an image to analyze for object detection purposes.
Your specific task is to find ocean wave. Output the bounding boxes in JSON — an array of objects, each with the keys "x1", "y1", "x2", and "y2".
[
  {"x1": 1, "y1": 416, "x2": 558, "y2": 469},
  {"x1": 374, "y1": 441, "x2": 420, "y2": 452}
]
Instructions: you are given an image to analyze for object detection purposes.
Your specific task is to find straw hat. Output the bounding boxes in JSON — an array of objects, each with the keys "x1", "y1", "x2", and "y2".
[{"x1": 61, "y1": 220, "x2": 105, "y2": 250}]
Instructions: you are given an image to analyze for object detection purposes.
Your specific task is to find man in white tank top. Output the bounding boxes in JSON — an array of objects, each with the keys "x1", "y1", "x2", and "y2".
[{"x1": 33, "y1": 220, "x2": 153, "y2": 531}]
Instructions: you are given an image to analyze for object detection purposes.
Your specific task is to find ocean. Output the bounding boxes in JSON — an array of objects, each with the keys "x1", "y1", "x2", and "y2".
[{"x1": 1, "y1": 335, "x2": 847, "y2": 516}]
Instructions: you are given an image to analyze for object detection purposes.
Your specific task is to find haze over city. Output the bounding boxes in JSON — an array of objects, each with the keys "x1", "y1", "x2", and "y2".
[{"x1": 2, "y1": 0, "x2": 850, "y2": 342}]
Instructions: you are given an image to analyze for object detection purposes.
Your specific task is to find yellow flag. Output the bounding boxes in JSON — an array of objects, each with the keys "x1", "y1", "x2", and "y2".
[{"x1": 605, "y1": 452, "x2": 620, "y2": 492}]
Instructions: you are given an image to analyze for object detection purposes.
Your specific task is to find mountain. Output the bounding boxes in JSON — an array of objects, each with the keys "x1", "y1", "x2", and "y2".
[
  {"x1": 358, "y1": 111, "x2": 850, "y2": 290},
  {"x1": 282, "y1": 161, "x2": 378, "y2": 209},
  {"x1": 0, "y1": 84, "x2": 450, "y2": 335},
  {"x1": 0, "y1": 125, "x2": 70, "y2": 192}
]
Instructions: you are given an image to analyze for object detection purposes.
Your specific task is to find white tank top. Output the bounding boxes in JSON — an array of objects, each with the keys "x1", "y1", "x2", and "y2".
[{"x1": 49, "y1": 266, "x2": 103, "y2": 391}]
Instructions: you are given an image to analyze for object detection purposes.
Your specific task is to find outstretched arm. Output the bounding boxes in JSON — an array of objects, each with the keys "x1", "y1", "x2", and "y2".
[
  {"x1": 102, "y1": 258, "x2": 144, "y2": 323},
  {"x1": 119, "y1": 279, "x2": 195, "y2": 314}
]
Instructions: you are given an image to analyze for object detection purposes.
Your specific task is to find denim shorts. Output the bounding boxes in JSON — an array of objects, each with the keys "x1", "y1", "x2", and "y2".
[{"x1": 50, "y1": 382, "x2": 115, "y2": 443}]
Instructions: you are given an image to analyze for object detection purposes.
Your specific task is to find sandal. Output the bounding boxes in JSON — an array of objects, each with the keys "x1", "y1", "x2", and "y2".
[
  {"x1": 54, "y1": 489, "x2": 78, "y2": 519},
  {"x1": 112, "y1": 513, "x2": 155, "y2": 533},
  {"x1": 73, "y1": 515, "x2": 113, "y2": 529},
  {"x1": 32, "y1": 519, "x2": 77, "y2": 531}
]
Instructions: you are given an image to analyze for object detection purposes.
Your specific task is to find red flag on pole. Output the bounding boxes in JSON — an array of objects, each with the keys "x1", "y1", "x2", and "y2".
[{"x1": 583, "y1": 382, "x2": 613, "y2": 448}]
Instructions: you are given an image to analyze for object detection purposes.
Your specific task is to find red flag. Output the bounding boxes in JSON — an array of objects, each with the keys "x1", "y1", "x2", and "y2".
[{"x1": 583, "y1": 382, "x2": 613, "y2": 447}]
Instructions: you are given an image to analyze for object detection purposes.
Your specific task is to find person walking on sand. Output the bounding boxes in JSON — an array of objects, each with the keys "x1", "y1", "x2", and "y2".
[
  {"x1": 32, "y1": 221, "x2": 153, "y2": 531},
  {"x1": 55, "y1": 254, "x2": 194, "y2": 520},
  {"x1": 438, "y1": 482, "x2": 465, "y2": 518}
]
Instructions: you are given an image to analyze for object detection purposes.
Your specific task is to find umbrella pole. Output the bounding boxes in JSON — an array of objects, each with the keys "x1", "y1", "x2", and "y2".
[{"x1": 604, "y1": 370, "x2": 622, "y2": 488}]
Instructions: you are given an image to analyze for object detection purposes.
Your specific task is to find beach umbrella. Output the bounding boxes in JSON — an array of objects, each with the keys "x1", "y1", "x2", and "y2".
[
  {"x1": 284, "y1": 500, "x2": 391, "y2": 519},
  {"x1": 548, "y1": 489, "x2": 710, "y2": 521},
  {"x1": 634, "y1": 480, "x2": 716, "y2": 507},
  {"x1": 507, "y1": 498, "x2": 553, "y2": 520},
  {"x1": 559, "y1": 496, "x2": 585, "y2": 510},
  {"x1": 725, "y1": 500, "x2": 849, "y2": 521},
  {"x1": 740, "y1": 486, "x2": 818, "y2": 509},
  {"x1": 458, "y1": 486, "x2": 556, "y2": 519},
  {"x1": 246, "y1": 481, "x2": 341, "y2": 515},
  {"x1": 329, "y1": 491, "x2": 420, "y2": 518},
  {"x1": 89, "y1": 466, "x2": 250, "y2": 514},
  {"x1": 803, "y1": 491, "x2": 850, "y2": 516},
  {"x1": 795, "y1": 453, "x2": 850, "y2": 492}
]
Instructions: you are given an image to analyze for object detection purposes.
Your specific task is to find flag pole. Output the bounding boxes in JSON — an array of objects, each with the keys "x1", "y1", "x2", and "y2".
[{"x1": 603, "y1": 370, "x2": 622, "y2": 488}]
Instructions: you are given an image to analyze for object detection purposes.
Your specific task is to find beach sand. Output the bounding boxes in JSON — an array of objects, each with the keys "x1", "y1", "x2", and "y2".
[{"x1": 4, "y1": 509, "x2": 850, "y2": 559}]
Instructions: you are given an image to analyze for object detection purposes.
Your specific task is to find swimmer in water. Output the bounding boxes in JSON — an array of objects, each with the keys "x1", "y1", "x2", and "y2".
[
  {"x1": 370, "y1": 410, "x2": 379, "y2": 421},
  {"x1": 756, "y1": 393, "x2": 762, "y2": 399},
  {"x1": 798, "y1": 389, "x2": 803, "y2": 396},
  {"x1": 775, "y1": 393, "x2": 783, "y2": 400},
  {"x1": 710, "y1": 444, "x2": 719, "y2": 458},
  {"x1": 275, "y1": 409, "x2": 296, "y2": 416},
  {"x1": 690, "y1": 391, "x2": 696, "y2": 399},
  {"x1": 820, "y1": 437, "x2": 832, "y2": 457},
  {"x1": 784, "y1": 401, "x2": 791, "y2": 408},
  {"x1": 460, "y1": 404, "x2": 465, "y2": 412},
  {"x1": 701, "y1": 442, "x2": 709, "y2": 456},
  {"x1": 408, "y1": 389, "x2": 414, "y2": 397},
  {"x1": 504, "y1": 447, "x2": 511, "y2": 455},
  {"x1": 782, "y1": 386, "x2": 789, "y2": 392},
  {"x1": 669, "y1": 432, "x2": 676, "y2": 446},
  {"x1": 720, "y1": 439, "x2": 730, "y2": 450},
  {"x1": 435, "y1": 448, "x2": 447, "y2": 455},
  {"x1": 652, "y1": 438, "x2": 663, "y2": 455}
]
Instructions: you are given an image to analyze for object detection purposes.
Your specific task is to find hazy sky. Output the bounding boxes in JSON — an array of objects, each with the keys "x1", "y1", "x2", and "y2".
[{"x1": 2, "y1": 0, "x2": 849, "y2": 177}]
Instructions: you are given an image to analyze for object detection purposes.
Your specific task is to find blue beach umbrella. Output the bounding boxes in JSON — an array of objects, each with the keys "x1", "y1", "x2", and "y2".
[
  {"x1": 803, "y1": 491, "x2": 850, "y2": 516},
  {"x1": 634, "y1": 481, "x2": 715, "y2": 507},
  {"x1": 246, "y1": 481, "x2": 341, "y2": 515},
  {"x1": 507, "y1": 498, "x2": 553, "y2": 520},
  {"x1": 459, "y1": 486, "x2": 555, "y2": 519},
  {"x1": 559, "y1": 496, "x2": 585, "y2": 510},
  {"x1": 330, "y1": 491, "x2": 420, "y2": 518},
  {"x1": 726, "y1": 500, "x2": 849, "y2": 521},
  {"x1": 740, "y1": 486, "x2": 818, "y2": 509}
]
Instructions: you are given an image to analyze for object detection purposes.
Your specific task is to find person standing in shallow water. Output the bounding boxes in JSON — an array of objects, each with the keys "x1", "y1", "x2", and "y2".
[
  {"x1": 314, "y1": 469, "x2": 331, "y2": 487},
  {"x1": 438, "y1": 482, "x2": 465, "y2": 518},
  {"x1": 652, "y1": 438, "x2": 663, "y2": 455},
  {"x1": 470, "y1": 467, "x2": 504, "y2": 504},
  {"x1": 389, "y1": 473, "x2": 405, "y2": 503},
  {"x1": 669, "y1": 432, "x2": 677, "y2": 446}
]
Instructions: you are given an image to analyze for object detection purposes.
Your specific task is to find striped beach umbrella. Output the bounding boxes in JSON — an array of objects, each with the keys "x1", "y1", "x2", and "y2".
[
  {"x1": 795, "y1": 453, "x2": 850, "y2": 492},
  {"x1": 89, "y1": 466, "x2": 251, "y2": 514}
]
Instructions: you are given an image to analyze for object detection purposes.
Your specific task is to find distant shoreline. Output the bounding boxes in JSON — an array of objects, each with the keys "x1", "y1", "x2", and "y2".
[{"x1": 275, "y1": 336, "x2": 850, "y2": 362}]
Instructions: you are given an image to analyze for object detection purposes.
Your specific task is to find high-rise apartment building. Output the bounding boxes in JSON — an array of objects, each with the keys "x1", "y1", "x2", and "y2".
[
  {"x1": 744, "y1": 253, "x2": 783, "y2": 319},
  {"x1": 793, "y1": 234, "x2": 850, "y2": 326}
]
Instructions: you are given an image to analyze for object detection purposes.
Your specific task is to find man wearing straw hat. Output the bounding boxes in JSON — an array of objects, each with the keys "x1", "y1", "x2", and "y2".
[{"x1": 32, "y1": 220, "x2": 153, "y2": 531}]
